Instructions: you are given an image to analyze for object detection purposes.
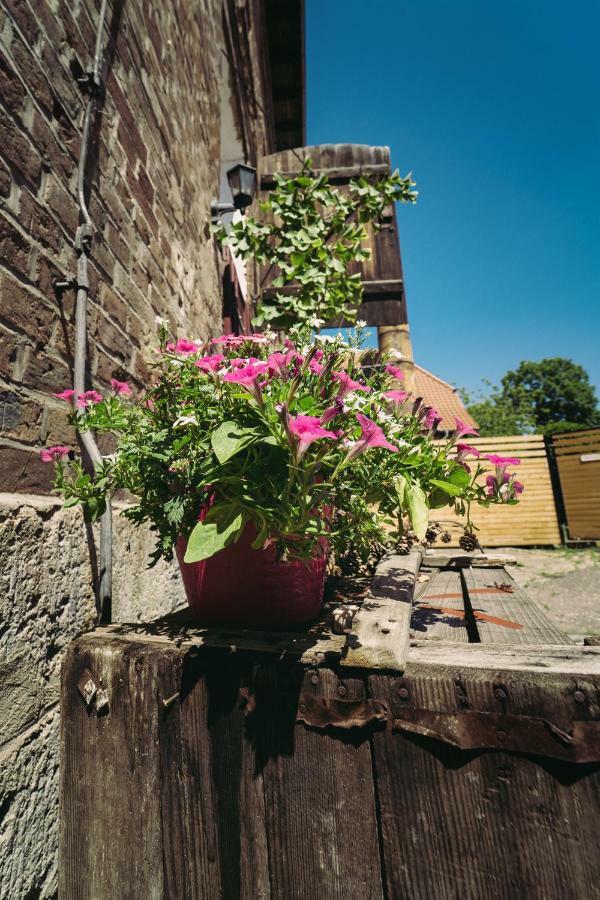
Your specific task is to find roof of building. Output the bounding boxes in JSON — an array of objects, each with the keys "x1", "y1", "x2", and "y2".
[{"x1": 413, "y1": 364, "x2": 478, "y2": 433}]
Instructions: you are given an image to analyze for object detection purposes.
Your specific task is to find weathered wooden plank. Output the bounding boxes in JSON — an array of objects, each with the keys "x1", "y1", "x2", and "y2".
[
  {"x1": 406, "y1": 641, "x2": 600, "y2": 674},
  {"x1": 422, "y1": 550, "x2": 517, "y2": 568},
  {"x1": 261, "y1": 667, "x2": 383, "y2": 898},
  {"x1": 411, "y1": 569, "x2": 469, "y2": 642},
  {"x1": 342, "y1": 550, "x2": 421, "y2": 670},
  {"x1": 462, "y1": 566, "x2": 570, "y2": 645},
  {"x1": 60, "y1": 638, "x2": 165, "y2": 900},
  {"x1": 369, "y1": 666, "x2": 600, "y2": 900},
  {"x1": 96, "y1": 616, "x2": 347, "y2": 665}
]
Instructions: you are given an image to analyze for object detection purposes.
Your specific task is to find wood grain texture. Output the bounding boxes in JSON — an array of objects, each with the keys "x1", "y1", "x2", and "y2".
[
  {"x1": 260, "y1": 667, "x2": 383, "y2": 899},
  {"x1": 60, "y1": 638, "x2": 165, "y2": 900},
  {"x1": 411, "y1": 569, "x2": 469, "y2": 642},
  {"x1": 406, "y1": 641, "x2": 600, "y2": 674},
  {"x1": 369, "y1": 668, "x2": 600, "y2": 900},
  {"x1": 342, "y1": 550, "x2": 421, "y2": 670},
  {"x1": 462, "y1": 566, "x2": 570, "y2": 645}
]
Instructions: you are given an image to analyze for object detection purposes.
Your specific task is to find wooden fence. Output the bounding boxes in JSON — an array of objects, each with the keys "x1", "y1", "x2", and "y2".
[
  {"x1": 552, "y1": 428, "x2": 600, "y2": 540},
  {"x1": 436, "y1": 434, "x2": 561, "y2": 547}
]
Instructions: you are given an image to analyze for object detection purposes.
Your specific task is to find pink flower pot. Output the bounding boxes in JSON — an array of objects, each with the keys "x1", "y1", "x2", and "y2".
[{"x1": 176, "y1": 522, "x2": 328, "y2": 627}]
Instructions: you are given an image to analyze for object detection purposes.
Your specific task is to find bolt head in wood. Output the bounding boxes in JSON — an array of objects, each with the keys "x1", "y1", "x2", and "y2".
[{"x1": 573, "y1": 690, "x2": 587, "y2": 704}]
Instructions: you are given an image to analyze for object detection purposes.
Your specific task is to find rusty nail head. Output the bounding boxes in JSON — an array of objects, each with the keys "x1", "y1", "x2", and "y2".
[
  {"x1": 573, "y1": 690, "x2": 586, "y2": 704},
  {"x1": 497, "y1": 730, "x2": 508, "y2": 743},
  {"x1": 338, "y1": 684, "x2": 347, "y2": 696},
  {"x1": 310, "y1": 674, "x2": 319, "y2": 685},
  {"x1": 494, "y1": 688, "x2": 507, "y2": 701},
  {"x1": 398, "y1": 687, "x2": 409, "y2": 699}
]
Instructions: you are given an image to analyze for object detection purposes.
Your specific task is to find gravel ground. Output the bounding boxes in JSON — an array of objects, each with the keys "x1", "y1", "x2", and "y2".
[{"x1": 496, "y1": 546, "x2": 600, "y2": 639}]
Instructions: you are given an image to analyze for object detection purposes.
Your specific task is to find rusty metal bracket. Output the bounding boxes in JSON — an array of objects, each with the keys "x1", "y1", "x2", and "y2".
[
  {"x1": 297, "y1": 695, "x2": 388, "y2": 731},
  {"x1": 392, "y1": 708, "x2": 600, "y2": 763}
]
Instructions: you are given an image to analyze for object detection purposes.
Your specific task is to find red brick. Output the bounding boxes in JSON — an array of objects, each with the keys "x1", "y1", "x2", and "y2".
[
  {"x1": 0, "y1": 159, "x2": 11, "y2": 198},
  {"x1": 0, "y1": 444, "x2": 54, "y2": 493},
  {"x1": 0, "y1": 389, "x2": 43, "y2": 442},
  {"x1": 0, "y1": 326, "x2": 24, "y2": 379},
  {"x1": 0, "y1": 106, "x2": 41, "y2": 188},
  {"x1": 7, "y1": 0, "x2": 40, "y2": 48},
  {"x1": 45, "y1": 174, "x2": 79, "y2": 235},
  {"x1": 0, "y1": 270, "x2": 55, "y2": 343},
  {"x1": 20, "y1": 346, "x2": 71, "y2": 394},
  {"x1": 10, "y1": 37, "x2": 54, "y2": 114},
  {"x1": 41, "y1": 404, "x2": 76, "y2": 445},
  {"x1": 0, "y1": 213, "x2": 31, "y2": 278},
  {"x1": 31, "y1": 112, "x2": 74, "y2": 180},
  {"x1": 20, "y1": 190, "x2": 62, "y2": 253},
  {"x1": 0, "y1": 46, "x2": 26, "y2": 113}
]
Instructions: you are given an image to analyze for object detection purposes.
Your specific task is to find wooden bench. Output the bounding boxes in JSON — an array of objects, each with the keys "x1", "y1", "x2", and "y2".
[{"x1": 60, "y1": 550, "x2": 600, "y2": 899}]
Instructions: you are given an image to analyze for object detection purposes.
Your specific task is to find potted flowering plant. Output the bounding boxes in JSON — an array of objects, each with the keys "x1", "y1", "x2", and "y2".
[{"x1": 44, "y1": 321, "x2": 522, "y2": 626}]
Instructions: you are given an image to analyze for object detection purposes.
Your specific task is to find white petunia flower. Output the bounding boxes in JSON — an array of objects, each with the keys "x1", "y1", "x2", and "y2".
[
  {"x1": 173, "y1": 414, "x2": 198, "y2": 428},
  {"x1": 356, "y1": 319, "x2": 367, "y2": 328},
  {"x1": 155, "y1": 315, "x2": 169, "y2": 328}
]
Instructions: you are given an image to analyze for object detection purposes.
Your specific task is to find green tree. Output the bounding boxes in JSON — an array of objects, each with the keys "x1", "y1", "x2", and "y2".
[{"x1": 463, "y1": 358, "x2": 599, "y2": 436}]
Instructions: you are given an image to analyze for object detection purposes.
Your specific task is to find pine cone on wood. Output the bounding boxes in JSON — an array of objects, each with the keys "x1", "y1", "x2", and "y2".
[{"x1": 459, "y1": 531, "x2": 480, "y2": 552}]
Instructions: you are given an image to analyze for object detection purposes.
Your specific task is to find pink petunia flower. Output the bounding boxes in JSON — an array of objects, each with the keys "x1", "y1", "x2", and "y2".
[
  {"x1": 76, "y1": 390, "x2": 103, "y2": 409},
  {"x1": 423, "y1": 407, "x2": 442, "y2": 431},
  {"x1": 455, "y1": 443, "x2": 480, "y2": 472},
  {"x1": 456, "y1": 443, "x2": 480, "y2": 458},
  {"x1": 39, "y1": 445, "x2": 71, "y2": 463},
  {"x1": 52, "y1": 389, "x2": 77, "y2": 402},
  {"x1": 267, "y1": 350, "x2": 299, "y2": 379},
  {"x1": 211, "y1": 333, "x2": 269, "y2": 349},
  {"x1": 385, "y1": 364, "x2": 404, "y2": 381},
  {"x1": 110, "y1": 378, "x2": 131, "y2": 396},
  {"x1": 222, "y1": 361, "x2": 269, "y2": 403},
  {"x1": 195, "y1": 354, "x2": 225, "y2": 373},
  {"x1": 320, "y1": 398, "x2": 346, "y2": 425},
  {"x1": 485, "y1": 453, "x2": 521, "y2": 470},
  {"x1": 308, "y1": 358, "x2": 325, "y2": 376},
  {"x1": 288, "y1": 414, "x2": 338, "y2": 460},
  {"x1": 344, "y1": 413, "x2": 398, "y2": 462},
  {"x1": 452, "y1": 417, "x2": 479, "y2": 440},
  {"x1": 166, "y1": 338, "x2": 200, "y2": 355},
  {"x1": 486, "y1": 469, "x2": 524, "y2": 501},
  {"x1": 332, "y1": 371, "x2": 372, "y2": 400},
  {"x1": 383, "y1": 389, "x2": 410, "y2": 414}
]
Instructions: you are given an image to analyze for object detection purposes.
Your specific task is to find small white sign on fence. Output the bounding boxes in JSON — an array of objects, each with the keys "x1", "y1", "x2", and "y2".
[{"x1": 580, "y1": 453, "x2": 600, "y2": 463}]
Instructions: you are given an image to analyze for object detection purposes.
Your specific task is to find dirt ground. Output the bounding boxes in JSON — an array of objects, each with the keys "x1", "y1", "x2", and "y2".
[{"x1": 497, "y1": 546, "x2": 600, "y2": 640}]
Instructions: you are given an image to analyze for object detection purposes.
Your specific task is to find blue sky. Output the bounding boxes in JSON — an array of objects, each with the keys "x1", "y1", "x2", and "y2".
[{"x1": 306, "y1": 1, "x2": 600, "y2": 397}]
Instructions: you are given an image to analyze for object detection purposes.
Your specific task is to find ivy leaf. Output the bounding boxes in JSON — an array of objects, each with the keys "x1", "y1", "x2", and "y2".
[
  {"x1": 406, "y1": 482, "x2": 428, "y2": 540},
  {"x1": 184, "y1": 509, "x2": 244, "y2": 563},
  {"x1": 211, "y1": 421, "x2": 258, "y2": 464}
]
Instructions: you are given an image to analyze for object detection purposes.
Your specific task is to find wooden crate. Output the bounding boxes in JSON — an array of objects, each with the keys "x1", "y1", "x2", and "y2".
[{"x1": 60, "y1": 552, "x2": 600, "y2": 899}]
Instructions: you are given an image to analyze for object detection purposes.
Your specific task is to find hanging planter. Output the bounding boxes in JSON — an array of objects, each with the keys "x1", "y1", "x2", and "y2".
[{"x1": 43, "y1": 323, "x2": 522, "y2": 627}]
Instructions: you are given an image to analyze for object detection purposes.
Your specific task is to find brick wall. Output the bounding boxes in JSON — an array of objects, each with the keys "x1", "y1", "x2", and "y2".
[
  {"x1": 0, "y1": 0, "x2": 273, "y2": 493},
  {"x1": 0, "y1": 0, "x2": 278, "y2": 895}
]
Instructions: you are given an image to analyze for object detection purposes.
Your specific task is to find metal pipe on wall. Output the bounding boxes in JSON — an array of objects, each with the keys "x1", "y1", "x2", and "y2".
[{"x1": 72, "y1": 0, "x2": 112, "y2": 622}]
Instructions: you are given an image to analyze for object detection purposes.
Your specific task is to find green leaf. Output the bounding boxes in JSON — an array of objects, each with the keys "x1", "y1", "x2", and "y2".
[
  {"x1": 448, "y1": 466, "x2": 470, "y2": 488},
  {"x1": 184, "y1": 510, "x2": 244, "y2": 563},
  {"x1": 406, "y1": 482, "x2": 428, "y2": 540},
  {"x1": 211, "y1": 421, "x2": 258, "y2": 464},
  {"x1": 430, "y1": 478, "x2": 463, "y2": 496}
]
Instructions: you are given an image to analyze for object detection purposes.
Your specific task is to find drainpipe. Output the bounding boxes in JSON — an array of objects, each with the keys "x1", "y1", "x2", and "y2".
[{"x1": 72, "y1": 0, "x2": 112, "y2": 622}]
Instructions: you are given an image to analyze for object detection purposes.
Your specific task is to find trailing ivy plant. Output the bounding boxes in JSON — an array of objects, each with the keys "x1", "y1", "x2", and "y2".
[{"x1": 215, "y1": 160, "x2": 417, "y2": 330}]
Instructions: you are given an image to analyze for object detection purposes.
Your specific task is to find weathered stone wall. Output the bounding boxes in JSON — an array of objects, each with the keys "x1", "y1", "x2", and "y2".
[
  {"x1": 0, "y1": 494, "x2": 186, "y2": 897},
  {"x1": 0, "y1": 0, "x2": 276, "y2": 894}
]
